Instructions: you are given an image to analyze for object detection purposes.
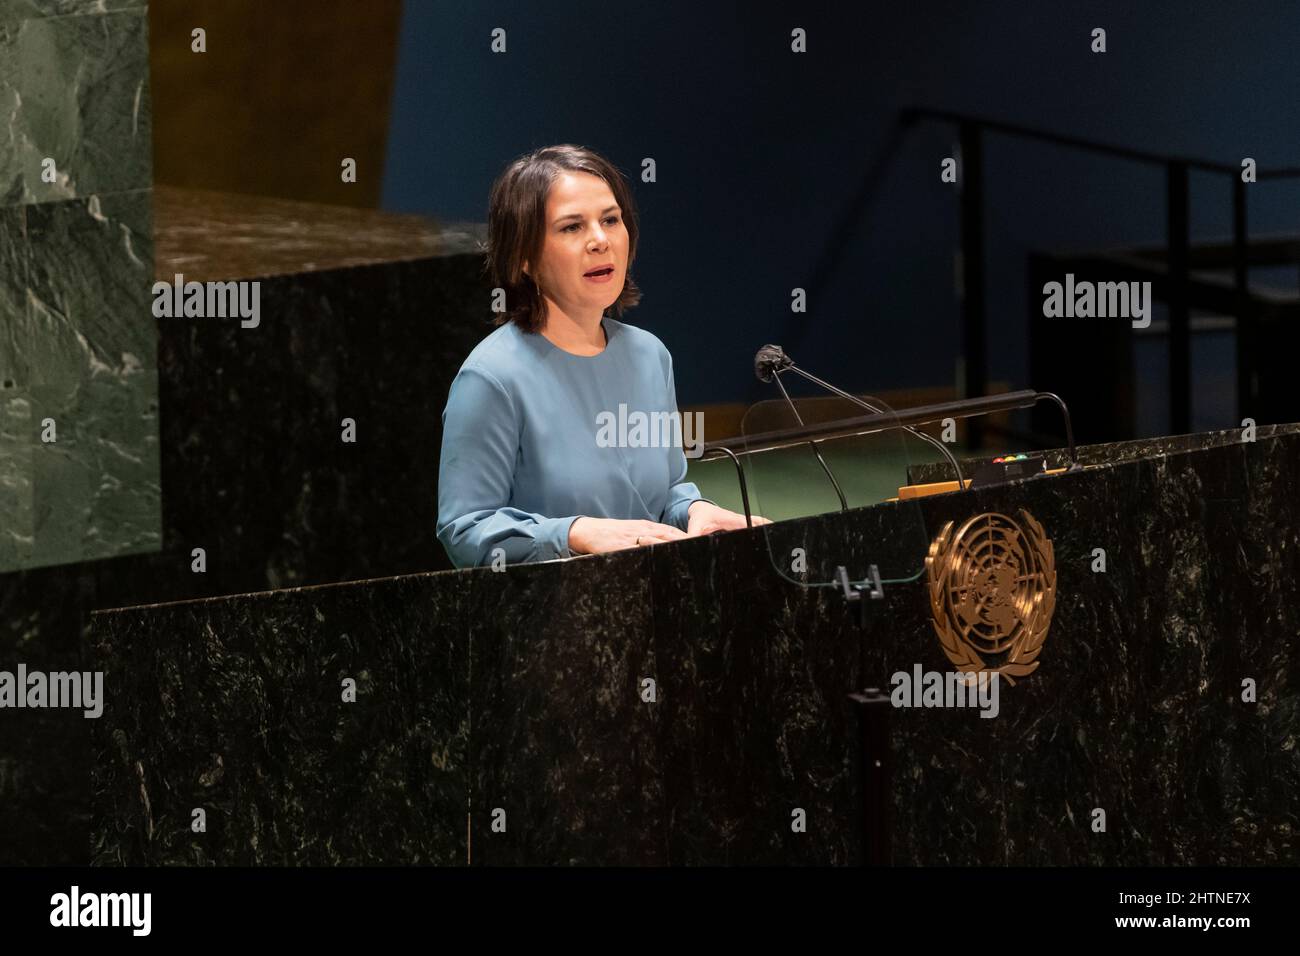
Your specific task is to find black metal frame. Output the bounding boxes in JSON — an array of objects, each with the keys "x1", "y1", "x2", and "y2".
[{"x1": 903, "y1": 107, "x2": 1300, "y2": 438}]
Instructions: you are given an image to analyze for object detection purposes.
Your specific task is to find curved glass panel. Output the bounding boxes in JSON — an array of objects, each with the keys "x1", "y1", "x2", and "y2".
[{"x1": 736, "y1": 394, "x2": 947, "y2": 590}]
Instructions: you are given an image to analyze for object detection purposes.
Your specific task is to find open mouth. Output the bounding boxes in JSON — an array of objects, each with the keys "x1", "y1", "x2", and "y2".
[{"x1": 584, "y1": 267, "x2": 614, "y2": 278}]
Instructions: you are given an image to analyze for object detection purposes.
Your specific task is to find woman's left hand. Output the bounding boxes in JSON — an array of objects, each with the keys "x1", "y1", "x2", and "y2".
[{"x1": 686, "y1": 500, "x2": 772, "y2": 536}]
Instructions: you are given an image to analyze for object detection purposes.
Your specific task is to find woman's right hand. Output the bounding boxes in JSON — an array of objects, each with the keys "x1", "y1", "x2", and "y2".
[{"x1": 568, "y1": 517, "x2": 691, "y2": 555}]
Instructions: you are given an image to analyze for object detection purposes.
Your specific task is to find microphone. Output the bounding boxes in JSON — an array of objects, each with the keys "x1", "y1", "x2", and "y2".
[
  {"x1": 754, "y1": 344, "x2": 793, "y2": 383},
  {"x1": 751, "y1": 345, "x2": 966, "y2": 489},
  {"x1": 752, "y1": 344, "x2": 848, "y2": 511}
]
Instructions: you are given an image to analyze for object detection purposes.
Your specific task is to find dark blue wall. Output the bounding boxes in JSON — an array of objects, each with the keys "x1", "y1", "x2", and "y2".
[{"x1": 381, "y1": 0, "x2": 1300, "y2": 424}]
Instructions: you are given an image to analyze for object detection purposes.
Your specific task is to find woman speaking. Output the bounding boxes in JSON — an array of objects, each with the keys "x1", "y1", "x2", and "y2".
[{"x1": 436, "y1": 145, "x2": 765, "y2": 568}]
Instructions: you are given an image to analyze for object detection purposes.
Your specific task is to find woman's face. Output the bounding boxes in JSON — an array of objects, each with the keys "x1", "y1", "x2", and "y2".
[{"x1": 525, "y1": 171, "x2": 628, "y2": 323}]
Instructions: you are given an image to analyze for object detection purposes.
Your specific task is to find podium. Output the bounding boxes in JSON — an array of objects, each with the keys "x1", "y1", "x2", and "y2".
[{"x1": 90, "y1": 416, "x2": 1300, "y2": 865}]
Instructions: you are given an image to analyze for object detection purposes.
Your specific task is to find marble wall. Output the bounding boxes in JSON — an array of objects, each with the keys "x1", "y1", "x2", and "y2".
[
  {"x1": 0, "y1": 0, "x2": 158, "y2": 574},
  {"x1": 0, "y1": 185, "x2": 495, "y2": 865}
]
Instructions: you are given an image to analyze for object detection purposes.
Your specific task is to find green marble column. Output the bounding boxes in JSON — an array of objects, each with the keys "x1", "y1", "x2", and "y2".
[{"x1": 0, "y1": 0, "x2": 158, "y2": 572}]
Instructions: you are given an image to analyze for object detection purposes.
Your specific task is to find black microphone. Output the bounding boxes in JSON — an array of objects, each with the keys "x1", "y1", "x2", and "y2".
[{"x1": 754, "y1": 344, "x2": 793, "y2": 383}]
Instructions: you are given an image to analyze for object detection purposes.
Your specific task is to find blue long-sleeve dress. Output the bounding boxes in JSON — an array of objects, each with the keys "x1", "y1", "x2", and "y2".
[{"x1": 436, "y1": 316, "x2": 710, "y2": 568}]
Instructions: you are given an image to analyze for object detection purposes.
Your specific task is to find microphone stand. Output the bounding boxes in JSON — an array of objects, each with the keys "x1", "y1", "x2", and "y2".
[
  {"x1": 767, "y1": 371, "x2": 851, "y2": 513},
  {"x1": 769, "y1": 363, "x2": 966, "y2": 490}
]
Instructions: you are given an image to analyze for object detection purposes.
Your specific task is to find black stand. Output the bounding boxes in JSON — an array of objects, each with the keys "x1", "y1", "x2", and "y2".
[
  {"x1": 849, "y1": 687, "x2": 892, "y2": 865},
  {"x1": 836, "y1": 564, "x2": 883, "y2": 628}
]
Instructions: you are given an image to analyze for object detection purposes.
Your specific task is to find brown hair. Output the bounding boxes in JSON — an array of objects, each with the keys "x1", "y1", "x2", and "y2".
[{"x1": 486, "y1": 144, "x2": 642, "y2": 333}]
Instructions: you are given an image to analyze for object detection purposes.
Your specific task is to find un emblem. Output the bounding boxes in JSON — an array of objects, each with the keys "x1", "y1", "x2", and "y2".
[{"x1": 925, "y1": 510, "x2": 1056, "y2": 685}]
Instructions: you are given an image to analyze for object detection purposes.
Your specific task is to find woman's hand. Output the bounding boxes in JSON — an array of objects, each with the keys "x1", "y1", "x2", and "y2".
[
  {"x1": 686, "y1": 500, "x2": 772, "y2": 536},
  {"x1": 568, "y1": 517, "x2": 690, "y2": 555}
]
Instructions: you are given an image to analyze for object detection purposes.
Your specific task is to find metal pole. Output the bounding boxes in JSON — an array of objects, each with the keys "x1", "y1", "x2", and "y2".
[
  {"x1": 960, "y1": 123, "x2": 987, "y2": 450},
  {"x1": 1167, "y1": 163, "x2": 1191, "y2": 434},
  {"x1": 1232, "y1": 177, "x2": 1252, "y2": 416},
  {"x1": 849, "y1": 688, "x2": 891, "y2": 865}
]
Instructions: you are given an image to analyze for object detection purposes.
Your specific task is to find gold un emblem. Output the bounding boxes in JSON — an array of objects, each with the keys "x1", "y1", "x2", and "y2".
[{"x1": 925, "y1": 510, "x2": 1056, "y2": 685}]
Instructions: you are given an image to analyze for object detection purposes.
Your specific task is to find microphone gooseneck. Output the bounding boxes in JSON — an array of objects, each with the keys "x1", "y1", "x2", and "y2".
[{"x1": 751, "y1": 345, "x2": 966, "y2": 490}]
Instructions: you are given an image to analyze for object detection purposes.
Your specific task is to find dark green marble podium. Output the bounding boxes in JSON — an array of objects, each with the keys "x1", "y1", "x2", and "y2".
[{"x1": 90, "y1": 423, "x2": 1300, "y2": 865}]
